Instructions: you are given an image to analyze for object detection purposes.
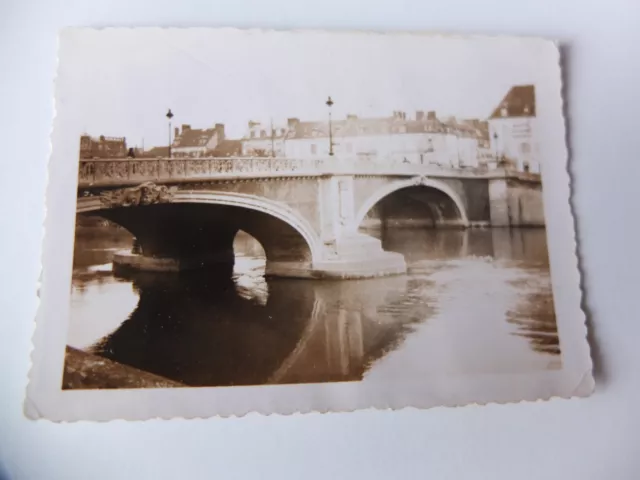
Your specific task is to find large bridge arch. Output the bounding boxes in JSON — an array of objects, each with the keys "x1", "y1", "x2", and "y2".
[
  {"x1": 352, "y1": 176, "x2": 470, "y2": 230},
  {"x1": 77, "y1": 190, "x2": 324, "y2": 275},
  {"x1": 170, "y1": 191, "x2": 323, "y2": 261}
]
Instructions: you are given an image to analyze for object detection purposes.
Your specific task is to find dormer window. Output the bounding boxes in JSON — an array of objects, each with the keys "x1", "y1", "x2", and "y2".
[
  {"x1": 524, "y1": 105, "x2": 530, "y2": 114},
  {"x1": 501, "y1": 107, "x2": 508, "y2": 117}
]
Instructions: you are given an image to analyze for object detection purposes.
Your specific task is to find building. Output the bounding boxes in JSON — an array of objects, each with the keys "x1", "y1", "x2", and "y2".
[
  {"x1": 241, "y1": 121, "x2": 288, "y2": 157},
  {"x1": 488, "y1": 85, "x2": 539, "y2": 173},
  {"x1": 141, "y1": 146, "x2": 170, "y2": 158},
  {"x1": 211, "y1": 139, "x2": 242, "y2": 157},
  {"x1": 267, "y1": 111, "x2": 488, "y2": 168},
  {"x1": 79, "y1": 135, "x2": 127, "y2": 159},
  {"x1": 171, "y1": 123, "x2": 225, "y2": 158}
]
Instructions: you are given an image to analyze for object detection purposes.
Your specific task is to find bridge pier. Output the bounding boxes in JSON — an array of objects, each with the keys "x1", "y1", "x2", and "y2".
[
  {"x1": 266, "y1": 233, "x2": 407, "y2": 279},
  {"x1": 112, "y1": 249, "x2": 236, "y2": 275},
  {"x1": 111, "y1": 233, "x2": 406, "y2": 280}
]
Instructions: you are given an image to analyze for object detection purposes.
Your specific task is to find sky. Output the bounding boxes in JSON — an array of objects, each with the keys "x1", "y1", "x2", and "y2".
[{"x1": 59, "y1": 29, "x2": 548, "y2": 149}]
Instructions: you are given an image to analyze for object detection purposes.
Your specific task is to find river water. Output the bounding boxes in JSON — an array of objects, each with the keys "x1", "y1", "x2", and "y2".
[{"x1": 68, "y1": 223, "x2": 560, "y2": 387}]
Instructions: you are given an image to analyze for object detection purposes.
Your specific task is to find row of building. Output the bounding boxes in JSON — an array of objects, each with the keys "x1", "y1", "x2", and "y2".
[{"x1": 80, "y1": 85, "x2": 539, "y2": 173}]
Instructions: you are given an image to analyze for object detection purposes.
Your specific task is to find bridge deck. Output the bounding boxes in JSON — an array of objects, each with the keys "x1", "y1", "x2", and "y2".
[{"x1": 77, "y1": 157, "x2": 541, "y2": 188}]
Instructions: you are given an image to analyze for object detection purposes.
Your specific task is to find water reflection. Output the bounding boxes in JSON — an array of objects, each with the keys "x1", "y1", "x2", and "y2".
[{"x1": 68, "y1": 222, "x2": 560, "y2": 388}]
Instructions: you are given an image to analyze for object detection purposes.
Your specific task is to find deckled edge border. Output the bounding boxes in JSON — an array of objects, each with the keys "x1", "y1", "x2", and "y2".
[{"x1": 23, "y1": 28, "x2": 594, "y2": 422}]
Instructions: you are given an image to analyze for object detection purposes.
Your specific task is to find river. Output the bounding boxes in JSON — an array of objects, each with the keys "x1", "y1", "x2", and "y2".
[{"x1": 68, "y1": 222, "x2": 560, "y2": 387}]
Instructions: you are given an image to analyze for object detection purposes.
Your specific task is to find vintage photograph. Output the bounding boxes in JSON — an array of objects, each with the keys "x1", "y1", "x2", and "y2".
[{"x1": 27, "y1": 29, "x2": 592, "y2": 420}]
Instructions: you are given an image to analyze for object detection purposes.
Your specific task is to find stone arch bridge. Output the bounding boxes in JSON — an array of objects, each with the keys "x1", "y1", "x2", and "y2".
[{"x1": 77, "y1": 157, "x2": 544, "y2": 279}]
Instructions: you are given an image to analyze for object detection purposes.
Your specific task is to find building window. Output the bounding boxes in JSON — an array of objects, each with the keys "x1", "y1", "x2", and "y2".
[
  {"x1": 310, "y1": 144, "x2": 317, "y2": 155},
  {"x1": 520, "y1": 142, "x2": 531, "y2": 154}
]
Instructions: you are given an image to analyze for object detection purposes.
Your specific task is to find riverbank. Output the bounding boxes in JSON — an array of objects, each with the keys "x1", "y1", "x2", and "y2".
[{"x1": 63, "y1": 346, "x2": 183, "y2": 389}]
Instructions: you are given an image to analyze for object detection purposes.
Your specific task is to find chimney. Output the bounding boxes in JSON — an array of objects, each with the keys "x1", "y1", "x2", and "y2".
[
  {"x1": 287, "y1": 117, "x2": 300, "y2": 129},
  {"x1": 181, "y1": 124, "x2": 191, "y2": 133},
  {"x1": 427, "y1": 111, "x2": 437, "y2": 120},
  {"x1": 174, "y1": 127, "x2": 179, "y2": 138},
  {"x1": 214, "y1": 123, "x2": 225, "y2": 141},
  {"x1": 416, "y1": 111, "x2": 425, "y2": 121}
]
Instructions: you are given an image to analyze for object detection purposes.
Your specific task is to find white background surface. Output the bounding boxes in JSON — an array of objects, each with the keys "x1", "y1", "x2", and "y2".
[{"x1": 0, "y1": 0, "x2": 638, "y2": 478}]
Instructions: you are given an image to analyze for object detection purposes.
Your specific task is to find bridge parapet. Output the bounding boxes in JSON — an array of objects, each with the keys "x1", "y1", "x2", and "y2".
[
  {"x1": 78, "y1": 157, "x2": 322, "y2": 188},
  {"x1": 78, "y1": 157, "x2": 541, "y2": 188}
]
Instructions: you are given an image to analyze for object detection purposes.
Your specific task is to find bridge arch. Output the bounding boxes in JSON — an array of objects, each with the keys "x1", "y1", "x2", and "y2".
[
  {"x1": 77, "y1": 190, "x2": 324, "y2": 274},
  {"x1": 170, "y1": 191, "x2": 323, "y2": 261},
  {"x1": 353, "y1": 176, "x2": 470, "y2": 230}
]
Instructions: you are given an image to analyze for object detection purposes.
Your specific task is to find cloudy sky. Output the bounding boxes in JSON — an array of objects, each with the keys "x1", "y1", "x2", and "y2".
[{"x1": 59, "y1": 29, "x2": 549, "y2": 148}]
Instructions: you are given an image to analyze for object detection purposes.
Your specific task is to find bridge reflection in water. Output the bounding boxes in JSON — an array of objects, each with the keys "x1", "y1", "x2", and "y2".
[{"x1": 68, "y1": 224, "x2": 560, "y2": 388}]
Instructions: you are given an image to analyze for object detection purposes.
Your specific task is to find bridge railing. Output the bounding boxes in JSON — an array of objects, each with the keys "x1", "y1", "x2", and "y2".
[
  {"x1": 78, "y1": 157, "x2": 325, "y2": 187},
  {"x1": 77, "y1": 157, "x2": 539, "y2": 187}
]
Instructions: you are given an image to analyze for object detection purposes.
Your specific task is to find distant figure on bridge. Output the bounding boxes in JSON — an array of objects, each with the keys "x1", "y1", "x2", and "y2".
[{"x1": 127, "y1": 148, "x2": 136, "y2": 158}]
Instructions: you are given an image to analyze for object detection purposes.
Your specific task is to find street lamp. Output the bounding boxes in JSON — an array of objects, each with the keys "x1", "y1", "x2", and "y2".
[
  {"x1": 326, "y1": 96, "x2": 334, "y2": 156},
  {"x1": 270, "y1": 117, "x2": 276, "y2": 158},
  {"x1": 166, "y1": 108, "x2": 174, "y2": 158},
  {"x1": 493, "y1": 131, "x2": 502, "y2": 166}
]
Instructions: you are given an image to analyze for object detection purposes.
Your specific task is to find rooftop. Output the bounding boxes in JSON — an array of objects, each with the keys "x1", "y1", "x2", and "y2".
[
  {"x1": 489, "y1": 85, "x2": 536, "y2": 119},
  {"x1": 276, "y1": 112, "x2": 487, "y2": 140},
  {"x1": 173, "y1": 128, "x2": 218, "y2": 148}
]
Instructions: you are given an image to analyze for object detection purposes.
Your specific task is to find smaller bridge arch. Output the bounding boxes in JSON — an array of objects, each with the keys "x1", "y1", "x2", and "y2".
[{"x1": 353, "y1": 176, "x2": 470, "y2": 231}]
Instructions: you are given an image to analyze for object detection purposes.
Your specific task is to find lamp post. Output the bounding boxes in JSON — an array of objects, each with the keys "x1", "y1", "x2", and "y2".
[
  {"x1": 270, "y1": 117, "x2": 276, "y2": 158},
  {"x1": 493, "y1": 131, "x2": 501, "y2": 167},
  {"x1": 166, "y1": 109, "x2": 174, "y2": 158},
  {"x1": 326, "y1": 96, "x2": 334, "y2": 156}
]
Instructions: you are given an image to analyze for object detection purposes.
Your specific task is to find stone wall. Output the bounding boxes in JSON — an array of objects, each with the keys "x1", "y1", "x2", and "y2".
[
  {"x1": 506, "y1": 178, "x2": 545, "y2": 226},
  {"x1": 489, "y1": 177, "x2": 545, "y2": 227},
  {"x1": 457, "y1": 179, "x2": 491, "y2": 223}
]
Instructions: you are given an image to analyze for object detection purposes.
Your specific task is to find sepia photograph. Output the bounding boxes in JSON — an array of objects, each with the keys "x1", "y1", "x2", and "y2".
[{"x1": 27, "y1": 29, "x2": 592, "y2": 420}]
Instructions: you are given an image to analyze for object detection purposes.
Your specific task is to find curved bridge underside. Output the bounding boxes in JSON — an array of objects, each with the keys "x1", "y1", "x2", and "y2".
[
  {"x1": 353, "y1": 177, "x2": 471, "y2": 231},
  {"x1": 77, "y1": 189, "x2": 406, "y2": 279},
  {"x1": 358, "y1": 185, "x2": 468, "y2": 231}
]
